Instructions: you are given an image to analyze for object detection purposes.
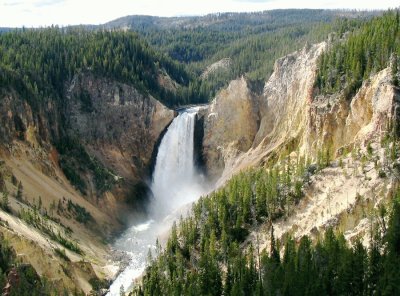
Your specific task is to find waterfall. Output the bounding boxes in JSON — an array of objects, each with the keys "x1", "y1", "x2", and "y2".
[
  {"x1": 150, "y1": 107, "x2": 204, "y2": 217},
  {"x1": 107, "y1": 107, "x2": 208, "y2": 296}
]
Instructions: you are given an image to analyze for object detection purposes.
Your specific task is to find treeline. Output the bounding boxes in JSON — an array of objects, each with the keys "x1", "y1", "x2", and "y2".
[
  {"x1": 136, "y1": 153, "x2": 400, "y2": 295},
  {"x1": 0, "y1": 28, "x2": 206, "y2": 107},
  {"x1": 315, "y1": 10, "x2": 400, "y2": 99},
  {"x1": 125, "y1": 10, "x2": 371, "y2": 65}
]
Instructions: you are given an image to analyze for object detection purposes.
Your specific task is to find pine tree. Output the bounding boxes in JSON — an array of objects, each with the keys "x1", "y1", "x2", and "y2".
[{"x1": 16, "y1": 181, "x2": 23, "y2": 201}]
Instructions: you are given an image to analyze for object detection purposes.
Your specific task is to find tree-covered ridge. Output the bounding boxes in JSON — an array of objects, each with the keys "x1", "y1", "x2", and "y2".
[
  {"x1": 315, "y1": 10, "x2": 400, "y2": 99},
  {"x1": 111, "y1": 10, "x2": 376, "y2": 97},
  {"x1": 116, "y1": 9, "x2": 342, "y2": 63},
  {"x1": 0, "y1": 28, "x2": 205, "y2": 107},
  {"x1": 106, "y1": 9, "x2": 345, "y2": 31},
  {"x1": 135, "y1": 157, "x2": 310, "y2": 295}
]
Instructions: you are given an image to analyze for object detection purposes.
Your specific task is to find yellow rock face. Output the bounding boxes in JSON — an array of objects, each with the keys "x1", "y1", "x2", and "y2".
[
  {"x1": 203, "y1": 76, "x2": 260, "y2": 180},
  {"x1": 203, "y1": 42, "x2": 398, "y2": 186}
]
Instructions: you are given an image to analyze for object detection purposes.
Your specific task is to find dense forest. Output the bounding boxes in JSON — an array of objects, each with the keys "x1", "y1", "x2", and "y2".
[
  {"x1": 0, "y1": 28, "x2": 206, "y2": 108},
  {"x1": 136, "y1": 149, "x2": 400, "y2": 296},
  {"x1": 315, "y1": 10, "x2": 400, "y2": 99}
]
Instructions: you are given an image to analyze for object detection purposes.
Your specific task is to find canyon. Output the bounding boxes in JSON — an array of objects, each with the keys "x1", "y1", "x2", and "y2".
[{"x1": 0, "y1": 30, "x2": 399, "y2": 295}]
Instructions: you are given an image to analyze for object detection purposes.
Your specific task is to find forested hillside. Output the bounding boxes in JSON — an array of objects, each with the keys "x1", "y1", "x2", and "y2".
[
  {"x1": 315, "y1": 10, "x2": 400, "y2": 99},
  {"x1": 138, "y1": 150, "x2": 400, "y2": 296},
  {"x1": 107, "y1": 10, "x2": 378, "y2": 96},
  {"x1": 0, "y1": 28, "x2": 205, "y2": 107}
]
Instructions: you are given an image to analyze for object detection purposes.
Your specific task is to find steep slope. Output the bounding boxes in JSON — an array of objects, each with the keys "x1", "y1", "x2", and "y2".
[
  {"x1": 0, "y1": 29, "x2": 178, "y2": 294},
  {"x1": 204, "y1": 42, "x2": 398, "y2": 186},
  {"x1": 203, "y1": 42, "x2": 325, "y2": 181},
  {"x1": 0, "y1": 76, "x2": 174, "y2": 293},
  {"x1": 203, "y1": 38, "x2": 399, "y2": 245},
  {"x1": 203, "y1": 77, "x2": 260, "y2": 180}
]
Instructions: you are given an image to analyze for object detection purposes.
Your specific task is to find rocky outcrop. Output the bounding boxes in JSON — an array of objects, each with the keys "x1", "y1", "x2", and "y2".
[
  {"x1": 66, "y1": 72, "x2": 174, "y2": 187},
  {"x1": 255, "y1": 42, "x2": 326, "y2": 149},
  {"x1": 0, "y1": 71, "x2": 175, "y2": 209},
  {"x1": 203, "y1": 42, "x2": 399, "y2": 184},
  {"x1": 201, "y1": 58, "x2": 232, "y2": 80},
  {"x1": 0, "y1": 92, "x2": 60, "y2": 148},
  {"x1": 203, "y1": 77, "x2": 260, "y2": 180}
]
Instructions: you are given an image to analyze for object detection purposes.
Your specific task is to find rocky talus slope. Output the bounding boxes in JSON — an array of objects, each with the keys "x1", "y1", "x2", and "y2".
[{"x1": 203, "y1": 42, "x2": 399, "y2": 245}]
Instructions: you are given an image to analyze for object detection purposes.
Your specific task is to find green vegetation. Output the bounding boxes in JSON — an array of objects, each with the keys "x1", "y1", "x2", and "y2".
[
  {"x1": 54, "y1": 248, "x2": 70, "y2": 262},
  {"x1": 89, "y1": 277, "x2": 110, "y2": 292},
  {"x1": 66, "y1": 199, "x2": 93, "y2": 224},
  {"x1": 315, "y1": 10, "x2": 400, "y2": 99},
  {"x1": 0, "y1": 191, "x2": 10, "y2": 213},
  {"x1": 19, "y1": 207, "x2": 83, "y2": 254},
  {"x1": 116, "y1": 10, "x2": 375, "y2": 97},
  {"x1": 56, "y1": 136, "x2": 115, "y2": 195},
  {"x1": 137, "y1": 167, "x2": 400, "y2": 296},
  {"x1": 0, "y1": 28, "x2": 205, "y2": 108},
  {"x1": 15, "y1": 181, "x2": 23, "y2": 201},
  {"x1": 0, "y1": 234, "x2": 55, "y2": 295}
]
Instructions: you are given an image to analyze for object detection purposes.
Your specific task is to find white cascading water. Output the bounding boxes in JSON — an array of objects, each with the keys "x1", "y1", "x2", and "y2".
[
  {"x1": 107, "y1": 107, "x2": 209, "y2": 296},
  {"x1": 150, "y1": 107, "x2": 207, "y2": 217}
]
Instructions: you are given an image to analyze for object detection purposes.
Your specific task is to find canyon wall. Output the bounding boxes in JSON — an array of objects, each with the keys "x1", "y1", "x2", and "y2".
[
  {"x1": 0, "y1": 71, "x2": 174, "y2": 292},
  {"x1": 203, "y1": 42, "x2": 399, "y2": 185}
]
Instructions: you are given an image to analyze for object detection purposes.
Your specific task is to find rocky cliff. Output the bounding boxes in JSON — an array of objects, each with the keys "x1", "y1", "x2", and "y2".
[
  {"x1": 202, "y1": 41, "x2": 399, "y2": 247},
  {"x1": 203, "y1": 77, "x2": 260, "y2": 180},
  {"x1": 66, "y1": 72, "x2": 174, "y2": 206},
  {"x1": 204, "y1": 42, "x2": 398, "y2": 185},
  {"x1": 0, "y1": 71, "x2": 174, "y2": 293}
]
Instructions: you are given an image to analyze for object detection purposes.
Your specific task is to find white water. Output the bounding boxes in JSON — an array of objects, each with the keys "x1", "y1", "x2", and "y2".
[{"x1": 107, "y1": 107, "x2": 209, "y2": 295}]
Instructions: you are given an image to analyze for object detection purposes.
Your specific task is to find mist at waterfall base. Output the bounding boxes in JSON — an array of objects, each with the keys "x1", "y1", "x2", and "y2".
[{"x1": 107, "y1": 107, "x2": 210, "y2": 295}]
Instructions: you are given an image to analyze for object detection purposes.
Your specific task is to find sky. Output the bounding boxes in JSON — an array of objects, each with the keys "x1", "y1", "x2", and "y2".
[{"x1": 0, "y1": 0, "x2": 399, "y2": 27}]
